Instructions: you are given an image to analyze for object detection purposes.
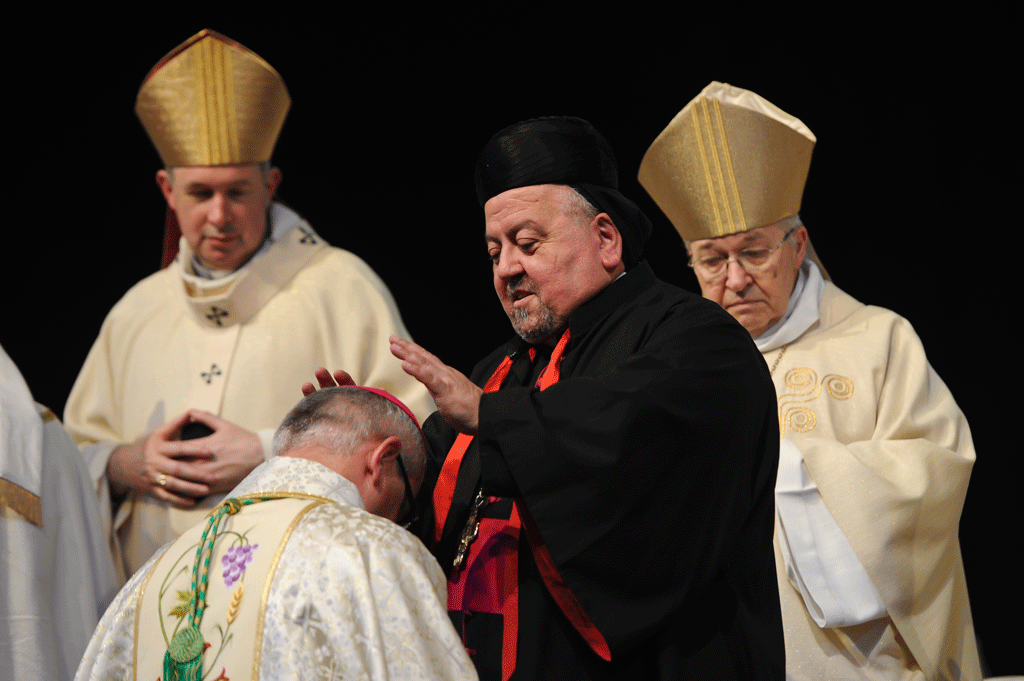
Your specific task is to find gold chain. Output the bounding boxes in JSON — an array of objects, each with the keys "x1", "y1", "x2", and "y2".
[{"x1": 769, "y1": 345, "x2": 788, "y2": 377}]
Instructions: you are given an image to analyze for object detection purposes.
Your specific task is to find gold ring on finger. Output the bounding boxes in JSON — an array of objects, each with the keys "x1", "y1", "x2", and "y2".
[{"x1": 158, "y1": 474, "x2": 167, "y2": 487}]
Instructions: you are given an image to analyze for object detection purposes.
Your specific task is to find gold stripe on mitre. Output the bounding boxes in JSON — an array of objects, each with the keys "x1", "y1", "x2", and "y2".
[
  {"x1": 135, "y1": 29, "x2": 290, "y2": 167},
  {"x1": 639, "y1": 81, "x2": 815, "y2": 242}
]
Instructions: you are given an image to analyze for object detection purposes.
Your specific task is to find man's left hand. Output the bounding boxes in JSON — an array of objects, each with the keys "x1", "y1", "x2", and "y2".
[
  {"x1": 390, "y1": 336, "x2": 482, "y2": 434},
  {"x1": 171, "y1": 410, "x2": 265, "y2": 494}
]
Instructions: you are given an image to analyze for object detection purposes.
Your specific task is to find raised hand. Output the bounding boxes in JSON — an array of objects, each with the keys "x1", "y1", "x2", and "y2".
[
  {"x1": 301, "y1": 367, "x2": 355, "y2": 396},
  {"x1": 390, "y1": 335, "x2": 481, "y2": 434}
]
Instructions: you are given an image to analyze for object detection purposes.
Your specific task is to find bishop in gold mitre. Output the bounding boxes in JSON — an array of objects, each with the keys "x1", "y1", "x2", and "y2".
[
  {"x1": 640, "y1": 82, "x2": 981, "y2": 681},
  {"x1": 62, "y1": 28, "x2": 435, "y2": 595}
]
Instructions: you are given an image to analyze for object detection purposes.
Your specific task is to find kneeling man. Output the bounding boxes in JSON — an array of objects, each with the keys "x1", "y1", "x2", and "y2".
[{"x1": 76, "y1": 387, "x2": 477, "y2": 681}]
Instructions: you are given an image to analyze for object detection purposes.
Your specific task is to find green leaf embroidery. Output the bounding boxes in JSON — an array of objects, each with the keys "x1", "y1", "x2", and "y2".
[
  {"x1": 168, "y1": 589, "x2": 194, "y2": 619},
  {"x1": 168, "y1": 602, "x2": 191, "y2": 619}
]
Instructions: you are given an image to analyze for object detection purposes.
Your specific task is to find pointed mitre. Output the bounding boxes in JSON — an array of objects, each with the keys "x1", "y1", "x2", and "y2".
[
  {"x1": 638, "y1": 81, "x2": 815, "y2": 242},
  {"x1": 135, "y1": 29, "x2": 290, "y2": 167}
]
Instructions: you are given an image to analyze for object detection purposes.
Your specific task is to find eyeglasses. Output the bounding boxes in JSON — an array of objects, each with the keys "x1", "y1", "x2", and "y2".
[
  {"x1": 395, "y1": 454, "x2": 419, "y2": 529},
  {"x1": 689, "y1": 226, "x2": 797, "y2": 279}
]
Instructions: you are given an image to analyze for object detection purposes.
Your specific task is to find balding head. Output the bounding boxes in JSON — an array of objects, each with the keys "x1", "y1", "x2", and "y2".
[{"x1": 273, "y1": 387, "x2": 425, "y2": 522}]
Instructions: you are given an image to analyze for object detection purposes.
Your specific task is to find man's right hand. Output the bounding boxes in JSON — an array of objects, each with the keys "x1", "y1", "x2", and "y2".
[
  {"x1": 106, "y1": 412, "x2": 216, "y2": 509},
  {"x1": 301, "y1": 367, "x2": 355, "y2": 396}
]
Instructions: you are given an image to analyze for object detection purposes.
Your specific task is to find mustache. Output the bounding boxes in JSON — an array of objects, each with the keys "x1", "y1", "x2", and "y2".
[{"x1": 506, "y1": 274, "x2": 538, "y2": 297}]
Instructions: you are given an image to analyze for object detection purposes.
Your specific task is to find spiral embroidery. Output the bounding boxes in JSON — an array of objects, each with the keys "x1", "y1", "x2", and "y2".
[
  {"x1": 776, "y1": 367, "x2": 854, "y2": 437},
  {"x1": 783, "y1": 367, "x2": 818, "y2": 395},
  {"x1": 784, "y1": 407, "x2": 817, "y2": 433},
  {"x1": 824, "y1": 375, "x2": 854, "y2": 400}
]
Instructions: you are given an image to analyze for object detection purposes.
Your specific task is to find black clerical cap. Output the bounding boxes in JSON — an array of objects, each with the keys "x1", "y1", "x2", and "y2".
[{"x1": 475, "y1": 117, "x2": 652, "y2": 268}]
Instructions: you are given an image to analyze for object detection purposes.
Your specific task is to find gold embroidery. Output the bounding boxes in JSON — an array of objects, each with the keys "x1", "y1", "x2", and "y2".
[
  {"x1": 825, "y1": 375, "x2": 854, "y2": 400},
  {"x1": 776, "y1": 367, "x2": 854, "y2": 437},
  {"x1": 227, "y1": 585, "x2": 243, "y2": 625},
  {"x1": 253, "y1": 498, "x2": 325, "y2": 679},
  {"x1": 784, "y1": 407, "x2": 817, "y2": 434}
]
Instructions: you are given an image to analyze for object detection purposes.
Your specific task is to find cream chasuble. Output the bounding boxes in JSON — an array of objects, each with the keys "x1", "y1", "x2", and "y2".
[
  {"x1": 2, "y1": 345, "x2": 118, "y2": 681},
  {"x1": 65, "y1": 204, "x2": 434, "y2": 581},
  {"x1": 764, "y1": 281, "x2": 980, "y2": 681},
  {"x1": 76, "y1": 456, "x2": 478, "y2": 681}
]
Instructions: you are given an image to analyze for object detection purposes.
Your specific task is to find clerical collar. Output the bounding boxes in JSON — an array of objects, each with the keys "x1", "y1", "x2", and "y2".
[
  {"x1": 755, "y1": 260, "x2": 826, "y2": 352},
  {"x1": 189, "y1": 205, "x2": 290, "y2": 280}
]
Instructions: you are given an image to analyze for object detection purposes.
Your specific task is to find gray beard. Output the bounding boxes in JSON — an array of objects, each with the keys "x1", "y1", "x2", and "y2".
[
  {"x1": 507, "y1": 277, "x2": 564, "y2": 344},
  {"x1": 509, "y1": 294, "x2": 565, "y2": 346},
  {"x1": 511, "y1": 305, "x2": 561, "y2": 344}
]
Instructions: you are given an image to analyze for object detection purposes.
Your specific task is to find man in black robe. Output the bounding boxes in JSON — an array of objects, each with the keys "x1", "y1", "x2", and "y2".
[{"x1": 312, "y1": 117, "x2": 784, "y2": 679}]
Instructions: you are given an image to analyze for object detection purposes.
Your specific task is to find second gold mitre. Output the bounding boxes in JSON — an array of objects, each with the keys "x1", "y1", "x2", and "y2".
[
  {"x1": 638, "y1": 81, "x2": 815, "y2": 242},
  {"x1": 135, "y1": 29, "x2": 291, "y2": 168}
]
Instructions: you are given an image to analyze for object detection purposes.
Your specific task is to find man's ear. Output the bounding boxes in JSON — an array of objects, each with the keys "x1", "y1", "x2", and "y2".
[
  {"x1": 792, "y1": 226, "x2": 809, "y2": 267},
  {"x1": 592, "y1": 213, "x2": 623, "y2": 272},
  {"x1": 156, "y1": 169, "x2": 175, "y2": 209},
  {"x1": 367, "y1": 435, "x2": 402, "y2": 488},
  {"x1": 265, "y1": 167, "x2": 283, "y2": 199}
]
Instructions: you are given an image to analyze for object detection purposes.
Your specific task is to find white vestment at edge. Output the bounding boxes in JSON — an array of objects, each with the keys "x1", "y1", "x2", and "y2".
[
  {"x1": 64, "y1": 204, "x2": 435, "y2": 581},
  {"x1": 1, "y1": 345, "x2": 118, "y2": 681},
  {"x1": 75, "y1": 456, "x2": 478, "y2": 681},
  {"x1": 766, "y1": 272, "x2": 980, "y2": 680}
]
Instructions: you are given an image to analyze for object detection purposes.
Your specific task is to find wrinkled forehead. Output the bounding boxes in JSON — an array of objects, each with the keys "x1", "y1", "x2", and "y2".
[
  {"x1": 688, "y1": 223, "x2": 783, "y2": 253},
  {"x1": 484, "y1": 185, "x2": 571, "y2": 233}
]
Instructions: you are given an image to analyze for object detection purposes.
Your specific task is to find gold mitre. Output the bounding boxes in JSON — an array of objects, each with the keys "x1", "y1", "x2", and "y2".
[
  {"x1": 638, "y1": 81, "x2": 815, "y2": 242},
  {"x1": 135, "y1": 29, "x2": 290, "y2": 167}
]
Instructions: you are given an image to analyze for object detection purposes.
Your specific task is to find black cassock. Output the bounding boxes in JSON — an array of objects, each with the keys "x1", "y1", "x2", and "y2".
[{"x1": 417, "y1": 262, "x2": 784, "y2": 680}]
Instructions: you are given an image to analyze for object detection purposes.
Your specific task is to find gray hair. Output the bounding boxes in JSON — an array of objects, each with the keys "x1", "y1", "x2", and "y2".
[
  {"x1": 683, "y1": 213, "x2": 805, "y2": 250},
  {"x1": 272, "y1": 387, "x2": 426, "y2": 483},
  {"x1": 563, "y1": 186, "x2": 600, "y2": 226}
]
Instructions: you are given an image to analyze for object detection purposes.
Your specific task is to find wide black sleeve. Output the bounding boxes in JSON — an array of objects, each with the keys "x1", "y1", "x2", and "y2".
[{"x1": 475, "y1": 297, "x2": 781, "y2": 663}]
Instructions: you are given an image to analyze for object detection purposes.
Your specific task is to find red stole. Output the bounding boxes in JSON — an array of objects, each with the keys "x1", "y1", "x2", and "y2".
[{"x1": 434, "y1": 329, "x2": 611, "y2": 680}]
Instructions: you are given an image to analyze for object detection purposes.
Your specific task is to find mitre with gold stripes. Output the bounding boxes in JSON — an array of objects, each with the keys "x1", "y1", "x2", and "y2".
[
  {"x1": 638, "y1": 81, "x2": 815, "y2": 242},
  {"x1": 135, "y1": 29, "x2": 290, "y2": 167}
]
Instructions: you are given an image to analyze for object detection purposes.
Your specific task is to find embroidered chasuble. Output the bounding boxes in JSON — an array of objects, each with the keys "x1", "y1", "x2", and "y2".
[
  {"x1": 137, "y1": 494, "x2": 319, "y2": 679},
  {"x1": 765, "y1": 280, "x2": 980, "y2": 681},
  {"x1": 76, "y1": 456, "x2": 478, "y2": 681},
  {"x1": 65, "y1": 203, "x2": 434, "y2": 582}
]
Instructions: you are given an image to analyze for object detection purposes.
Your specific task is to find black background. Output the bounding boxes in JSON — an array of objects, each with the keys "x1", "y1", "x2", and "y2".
[{"x1": 4, "y1": 13, "x2": 1016, "y2": 675}]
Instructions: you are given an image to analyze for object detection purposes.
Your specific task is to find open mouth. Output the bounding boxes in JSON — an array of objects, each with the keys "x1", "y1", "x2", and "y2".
[{"x1": 511, "y1": 290, "x2": 534, "y2": 307}]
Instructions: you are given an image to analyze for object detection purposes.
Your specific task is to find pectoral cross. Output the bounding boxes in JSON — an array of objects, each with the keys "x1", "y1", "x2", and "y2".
[{"x1": 452, "y1": 489, "x2": 489, "y2": 573}]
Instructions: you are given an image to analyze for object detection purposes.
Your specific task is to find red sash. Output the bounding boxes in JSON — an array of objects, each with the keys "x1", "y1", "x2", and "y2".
[{"x1": 435, "y1": 330, "x2": 611, "y2": 679}]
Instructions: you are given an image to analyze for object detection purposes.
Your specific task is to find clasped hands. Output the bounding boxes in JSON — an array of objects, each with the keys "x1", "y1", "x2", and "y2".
[
  {"x1": 111, "y1": 337, "x2": 477, "y2": 507},
  {"x1": 302, "y1": 336, "x2": 482, "y2": 434},
  {"x1": 107, "y1": 410, "x2": 263, "y2": 509}
]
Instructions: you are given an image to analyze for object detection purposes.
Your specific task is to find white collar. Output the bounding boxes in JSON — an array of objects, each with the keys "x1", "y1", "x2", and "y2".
[{"x1": 755, "y1": 260, "x2": 825, "y2": 352}]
